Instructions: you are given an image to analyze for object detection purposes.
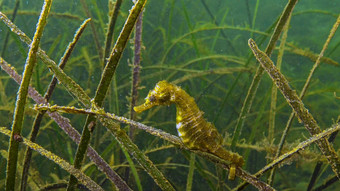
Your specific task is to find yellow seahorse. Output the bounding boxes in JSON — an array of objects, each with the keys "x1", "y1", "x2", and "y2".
[{"x1": 134, "y1": 81, "x2": 244, "y2": 179}]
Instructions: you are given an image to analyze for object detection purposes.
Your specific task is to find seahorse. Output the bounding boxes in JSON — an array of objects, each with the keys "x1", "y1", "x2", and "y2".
[{"x1": 134, "y1": 81, "x2": 244, "y2": 179}]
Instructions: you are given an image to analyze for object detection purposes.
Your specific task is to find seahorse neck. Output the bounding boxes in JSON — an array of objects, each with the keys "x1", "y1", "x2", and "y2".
[{"x1": 173, "y1": 88, "x2": 201, "y2": 123}]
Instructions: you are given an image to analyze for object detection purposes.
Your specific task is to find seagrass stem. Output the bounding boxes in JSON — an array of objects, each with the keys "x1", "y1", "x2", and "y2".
[
  {"x1": 230, "y1": 0, "x2": 298, "y2": 150},
  {"x1": 0, "y1": 57, "x2": 131, "y2": 191},
  {"x1": 103, "y1": 0, "x2": 123, "y2": 65},
  {"x1": 234, "y1": 122, "x2": 340, "y2": 191},
  {"x1": 0, "y1": 11, "x2": 92, "y2": 107},
  {"x1": 0, "y1": 127, "x2": 104, "y2": 191},
  {"x1": 0, "y1": 10, "x2": 173, "y2": 190},
  {"x1": 300, "y1": 15, "x2": 340, "y2": 101},
  {"x1": 5, "y1": 1, "x2": 52, "y2": 190},
  {"x1": 269, "y1": 14, "x2": 340, "y2": 185},
  {"x1": 34, "y1": 104, "x2": 275, "y2": 190},
  {"x1": 129, "y1": 7, "x2": 143, "y2": 139},
  {"x1": 67, "y1": 0, "x2": 148, "y2": 189},
  {"x1": 267, "y1": 14, "x2": 291, "y2": 185},
  {"x1": 80, "y1": 0, "x2": 103, "y2": 61},
  {"x1": 285, "y1": 43, "x2": 339, "y2": 66},
  {"x1": 34, "y1": 105, "x2": 340, "y2": 190},
  {"x1": 124, "y1": 6, "x2": 144, "y2": 182},
  {"x1": 248, "y1": 38, "x2": 340, "y2": 179},
  {"x1": 20, "y1": 18, "x2": 91, "y2": 191}
]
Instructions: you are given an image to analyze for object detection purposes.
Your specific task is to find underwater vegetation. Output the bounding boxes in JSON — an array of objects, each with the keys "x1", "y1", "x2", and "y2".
[{"x1": 0, "y1": 0, "x2": 339, "y2": 190}]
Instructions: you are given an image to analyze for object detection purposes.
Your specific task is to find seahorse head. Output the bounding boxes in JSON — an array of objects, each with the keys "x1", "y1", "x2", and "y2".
[{"x1": 134, "y1": 80, "x2": 176, "y2": 113}]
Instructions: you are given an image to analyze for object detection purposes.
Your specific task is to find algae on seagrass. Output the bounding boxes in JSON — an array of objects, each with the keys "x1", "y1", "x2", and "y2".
[
  {"x1": 0, "y1": 127, "x2": 104, "y2": 191},
  {"x1": 1, "y1": 2, "x2": 175, "y2": 190},
  {"x1": 248, "y1": 38, "x2": 340, "y2": 178},
  {"x1": 20, "y1": 18, "x2": 92, "y2": 191},
  {"x1": 1, "y1": 0, "x2": 339, "y2": 190},
  {"x1": 0, "y1": 57, "x2": 131, "y2": 191},
  {"x1": 268, "y1": 14, "x2": 340, "y2": 184},
  {"x1": 66, "y1": 0, "x2": 173, "y2": 190}
]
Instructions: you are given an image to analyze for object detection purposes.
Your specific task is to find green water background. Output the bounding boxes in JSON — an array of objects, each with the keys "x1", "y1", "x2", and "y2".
[{"x1": 0, "y1": 0, "x2": 339, "y2": 190}]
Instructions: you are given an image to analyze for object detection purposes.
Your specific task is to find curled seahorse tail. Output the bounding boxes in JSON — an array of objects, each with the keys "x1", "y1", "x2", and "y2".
[{"x1": 214, "y1": 146, "x2": 244, "y2": 167}]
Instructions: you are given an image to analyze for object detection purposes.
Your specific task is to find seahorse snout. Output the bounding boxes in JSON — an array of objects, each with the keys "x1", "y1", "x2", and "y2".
[{"x1": 134, "y1": 101, "x2": 155, "y2": 113}]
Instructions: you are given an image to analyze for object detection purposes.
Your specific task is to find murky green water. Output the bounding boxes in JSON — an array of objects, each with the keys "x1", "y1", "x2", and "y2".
[{"x1": 0, "y1": 0, "x2": 339, "y2": 190}]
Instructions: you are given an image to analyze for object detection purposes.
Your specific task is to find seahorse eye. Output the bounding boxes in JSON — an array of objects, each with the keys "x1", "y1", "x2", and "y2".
[{"x1": 148, "y1": 95, "x2": 156, "y2": 102}]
